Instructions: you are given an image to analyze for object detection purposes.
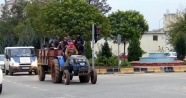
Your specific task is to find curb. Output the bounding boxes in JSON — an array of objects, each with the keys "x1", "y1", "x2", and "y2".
[{"x1": 96, "y1": 66, "x2": 186, "y2": 74}]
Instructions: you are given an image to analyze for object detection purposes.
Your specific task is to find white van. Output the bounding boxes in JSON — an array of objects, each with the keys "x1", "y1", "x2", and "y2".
[
  {"x1": 0, "y1": 55, "x2": 4, "y2": 71},
  {"x1": 4, "y1": 46, "x2": 38, "y2": 75}
]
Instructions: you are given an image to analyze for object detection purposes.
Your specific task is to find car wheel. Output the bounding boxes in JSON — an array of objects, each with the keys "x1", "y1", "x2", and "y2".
[{"x1": 0, "y1": 84, "x2": 2, "y2": 94}]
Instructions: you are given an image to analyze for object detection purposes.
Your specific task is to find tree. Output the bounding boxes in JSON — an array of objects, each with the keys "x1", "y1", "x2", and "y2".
[
  {"x1": 108, "y1": 10, "x2": 148, "y2": 57},
  {"x1": 167, "y1": 9, "x2": 186, "y2": 60},
  {"x1": 39, "y1": 0, "x2": 110, "y2": 42},
  {"x1": 175, "y1": 34, "x2": 186, "y2": 60},
  {"x1": 85, "y1": 0, "x2": 112, "y2": 14},
  {"x1": 0, "y1": 0, "x2": 40, "y2": 53},
  {"x1": 168, "y1": 11, "x2": 186, "y2": 47},
  {"x1": 127, "y1": 35, "x2": 143, "y2": 62},
  {"x1": 25, "y1": 0, "x2": 49, "y2": 48},
  {"x1": 84, "y1": 41, "x2": 92, "y2": 59},
  {"x1": 101, "y1": 40, "x2": 112, "y2": 58}
]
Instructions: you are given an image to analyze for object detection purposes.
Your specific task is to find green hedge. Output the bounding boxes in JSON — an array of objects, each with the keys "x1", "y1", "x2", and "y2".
[{"x1": 89, "y1": 56, "x2": 131, "y2": 68}]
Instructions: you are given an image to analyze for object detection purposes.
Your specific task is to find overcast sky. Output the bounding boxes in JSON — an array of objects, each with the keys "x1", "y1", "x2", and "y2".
[
  {"x1": 107, "y1": 0, "x2": 186, "y2": 31},
  {"x1": 1, "y1": 0, "x2": 186, "y2": 31}
]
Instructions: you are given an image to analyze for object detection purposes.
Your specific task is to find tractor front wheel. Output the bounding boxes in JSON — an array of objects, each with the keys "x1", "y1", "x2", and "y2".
[
  {"x1": 63, "y1": 70, "x2": 70, "y2": 85},
  {"x1": 91, "y1": 69, "x2": 97, "y2": 84}
]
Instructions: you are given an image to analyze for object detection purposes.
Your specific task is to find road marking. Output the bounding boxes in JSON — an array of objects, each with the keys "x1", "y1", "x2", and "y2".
[
  {"x1": 40, "y1": 88, "x2": 48, "y2": 91},
  {"x1": 32, "y1": 87, "x2": 38, "y2": 89},
  {"x1": 24, "y1": 85, "x2": 29, "y2": 87},
  {"x1": 64, "y1": 94, "x2": 76, "y2": 98}
]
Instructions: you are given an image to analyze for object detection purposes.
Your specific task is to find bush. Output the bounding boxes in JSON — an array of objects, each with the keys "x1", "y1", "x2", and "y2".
[
  {"x1": 84, "y1": 41, "x2": 92, "y2": 59},
  {"x1": 183, "y1": 60, "x2": 186, "y2": 65},
  {"x1": 120, "y1": 59, "x2": 131, "y2": 68},
  {"x1": 175, "y1": 35, "x2": 186, "y2": 60},
  {"x1": 89, "y1": 55, "x2": 133, "y2": 68}
]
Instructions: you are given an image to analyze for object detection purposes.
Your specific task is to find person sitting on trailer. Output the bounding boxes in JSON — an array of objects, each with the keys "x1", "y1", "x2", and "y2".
[{"x1": 75, "y1": 40, "x2": 84, "y2": 55}]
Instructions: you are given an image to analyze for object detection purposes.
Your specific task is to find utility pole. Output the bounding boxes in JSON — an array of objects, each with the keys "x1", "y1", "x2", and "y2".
[{"x1": 92, "y1": 24, "x2": 95, "y2": 69}]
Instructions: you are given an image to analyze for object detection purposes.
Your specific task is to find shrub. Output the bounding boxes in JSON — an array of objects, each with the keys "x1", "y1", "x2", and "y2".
[{"x1": 120, "y1": 59, "x2": 131, "y2": 68}]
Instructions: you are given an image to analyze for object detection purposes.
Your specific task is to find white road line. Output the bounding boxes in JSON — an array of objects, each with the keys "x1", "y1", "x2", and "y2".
[
  {"x1": 24, "y1": 85, "x2": 29, "y2": 87},
  {"x1": 40, "y1": 88, "x2": 48, "y2": 91},
  {"x1": 32, "y1": 87, "x2": 38, "y2": 89},
  {"x1": 64, "y1": 94, "x2": 76, "y2": 98}
]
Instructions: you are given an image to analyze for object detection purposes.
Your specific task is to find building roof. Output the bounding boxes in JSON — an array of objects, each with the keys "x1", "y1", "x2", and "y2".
[{"x1": 144, "y1": 31, "x2": 165, "y2": 34}]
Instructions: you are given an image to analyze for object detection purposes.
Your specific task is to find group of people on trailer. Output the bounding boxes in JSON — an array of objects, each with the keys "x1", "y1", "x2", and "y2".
[{"x1": 48, "y1": 34, "x2": 85, "y2": 63}]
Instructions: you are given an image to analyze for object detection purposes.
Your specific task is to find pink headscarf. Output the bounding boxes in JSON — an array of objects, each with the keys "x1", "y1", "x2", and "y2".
[{"x1": 68, "y1": 42, "x2": 74, "y2": 50}]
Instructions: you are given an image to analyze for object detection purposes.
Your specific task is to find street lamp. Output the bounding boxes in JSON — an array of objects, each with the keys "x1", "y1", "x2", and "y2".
[{"x1": 159, "y1": 18, "x2": 163, "y2": 29}]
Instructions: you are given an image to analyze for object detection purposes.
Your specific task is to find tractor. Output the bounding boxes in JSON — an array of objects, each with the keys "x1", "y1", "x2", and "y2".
[{"x1": 37, "y1": 49, "x2": 97, "y2": 85}]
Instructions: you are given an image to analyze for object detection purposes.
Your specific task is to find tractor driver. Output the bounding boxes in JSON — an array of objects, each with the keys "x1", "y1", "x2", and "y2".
[{"x1": 64, "y1": 42, "x2": 78, "y2": 67}]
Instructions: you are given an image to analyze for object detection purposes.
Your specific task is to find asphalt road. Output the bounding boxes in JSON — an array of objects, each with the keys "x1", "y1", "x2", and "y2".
[{"x1": 1, "y1": 72, "x2": 186, "y2": 98}]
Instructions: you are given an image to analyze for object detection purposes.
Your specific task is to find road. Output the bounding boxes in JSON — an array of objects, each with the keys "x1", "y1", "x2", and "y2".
[{"x1": 1, "y1": 73, "x2": 186, "y2": 98}]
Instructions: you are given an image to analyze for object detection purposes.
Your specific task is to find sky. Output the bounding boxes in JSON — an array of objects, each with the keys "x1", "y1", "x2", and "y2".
[
  {"x1": 1, "y1": 0, "x2": 186, "y2": 31},
  {"x1": 107, "y1": 0, "x2": 186, "y2": 31}
]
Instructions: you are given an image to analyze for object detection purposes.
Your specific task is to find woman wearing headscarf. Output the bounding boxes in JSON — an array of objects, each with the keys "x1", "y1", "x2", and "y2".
[{"x1": 63, "y1": 42, "x2": 78, "y2": 67}]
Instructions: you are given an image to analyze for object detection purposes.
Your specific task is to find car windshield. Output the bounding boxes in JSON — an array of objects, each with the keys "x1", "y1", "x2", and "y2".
[
  {"x1": 10, "y1": 48, "x2": 35, "y2": 57},
  {"x1": 0, "y1": 55, "x2": 3, "y2": 61}
]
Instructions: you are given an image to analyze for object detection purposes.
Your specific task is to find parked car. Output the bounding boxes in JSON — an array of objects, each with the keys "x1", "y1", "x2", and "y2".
[
  {"x1": 119, "y1": 53, "x2": 128, "y2": 60},
  {"x1": 164, "y1": 52, "x2": 177, "y2": 59},
  {"x1": 0, "y1": 68, "x2": 2, "y2": 94},
  {"x1": 0, "y1": 55, "x2": 4, "y2": 72}
]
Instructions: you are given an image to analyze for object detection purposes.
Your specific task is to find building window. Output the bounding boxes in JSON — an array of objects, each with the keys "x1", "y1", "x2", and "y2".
[{"x1": 153, "y1": 35, "x2": 158, "y2": 41}]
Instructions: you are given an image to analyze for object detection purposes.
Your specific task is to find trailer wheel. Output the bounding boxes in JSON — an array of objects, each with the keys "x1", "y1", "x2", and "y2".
[
  {"x1": 70, "y1": 76, "x2": 73, "y2": 80},
  {"x1": 34, "y1": 69, "x2": 38, "y2": 75},
  {"x1": 5, "y1": 66, "x2": 8, "y2": 75},
  {"x1": 91, "y1": 69, "x2": 97, "y2": 84},
  {"x1": 63, "y1": 70, "x2": 70, "y2": 85},
  {"x1": 79, "y1": 75, "x2": 90, "y2": 83},
  {"x1": 38, "y1": 65, "x2": 45, "y2": 81},
  {"x1": 29, "y1": 71, "x2": 32, "y2": 75},
  {"x1": 9, "y1": 66, "x2": 13, "y2": 76},
  {"x1": 51, "y1": 59, "x2": 62, "y2": 83}
]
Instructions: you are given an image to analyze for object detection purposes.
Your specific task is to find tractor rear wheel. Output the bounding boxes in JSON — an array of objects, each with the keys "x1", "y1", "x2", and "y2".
[
  {"x1": 51, "y1": 59, "x2": 62, "y2": 83},
  {"x1": 91, "y1": 69, "x2": 97, "y2": 84},
  {"x1": 38, "y1": 65, "x2": 45, "y2": 81}
]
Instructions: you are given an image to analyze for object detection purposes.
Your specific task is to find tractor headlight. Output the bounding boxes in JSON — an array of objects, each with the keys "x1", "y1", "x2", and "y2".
[
  {"x1": 31, "y1": 61, "x2": 37, "y2": 66},
  {"x1": 82, "y1": 59, "x2": 86, "y2": 62},
  {"x1": 70, "y1": 59, "x2": 74, "y2": 64},
  {"x1": 78, "y1": 59, "x2": 82, "y2": 62}
]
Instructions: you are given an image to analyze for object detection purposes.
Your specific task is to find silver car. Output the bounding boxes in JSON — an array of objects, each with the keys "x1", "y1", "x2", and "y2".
[
  {"x1": 0, "y1": 55, "x2": 4, "y2": 71},
  {"x1": 0, "y1": 68, "x2": 2, "y2": 94}
]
